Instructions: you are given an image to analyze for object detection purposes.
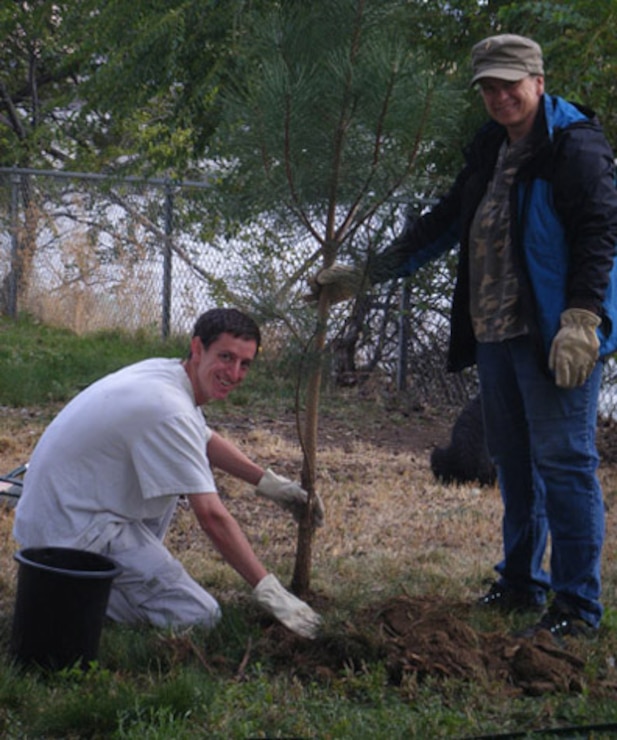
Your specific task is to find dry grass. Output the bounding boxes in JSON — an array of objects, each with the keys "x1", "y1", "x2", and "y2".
[
  {"x1": 3, "y1": 224, "x2": 161, "y2": 335},
  {"x1": 4, "y1": 400, "x2": 616, "y2": 622}
]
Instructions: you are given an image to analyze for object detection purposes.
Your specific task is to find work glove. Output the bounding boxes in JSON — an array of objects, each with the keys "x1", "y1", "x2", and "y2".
[
  {"x1": 256, "y1": 468, "x2": 325, "y2": 527},
  {"x1": 548, "y1": 308, "x2": 601, "y2": 389},
  {"x1": 304, "y1": 264, "x2": 368, "y2": 305},
  {"x1": 253, "y1": 573, "x2": 321, "y2": 639},
  {"x1": 304, "y1": 243, "x2": 410, "y2": 305}
]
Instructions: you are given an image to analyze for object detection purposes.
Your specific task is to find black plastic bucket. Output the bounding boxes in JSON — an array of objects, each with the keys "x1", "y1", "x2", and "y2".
[{"x1": 11, "y1": 547, "x2": 122, "y2": 670}]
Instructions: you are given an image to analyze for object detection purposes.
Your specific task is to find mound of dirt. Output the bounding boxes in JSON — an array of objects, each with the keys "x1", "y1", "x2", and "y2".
[
  {"x1": 259, "y1": 595, "x2": 596, "y2": 697},
  {"x1": 374, "y1": 595, "x2": 586, "y2": 696}
]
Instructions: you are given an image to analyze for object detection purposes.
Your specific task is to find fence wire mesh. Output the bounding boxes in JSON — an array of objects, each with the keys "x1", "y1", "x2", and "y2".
[
  {"x1": 2, "y1": 166, "x2": 617, "y2": 420},
  {"x1": 0, "y1": 168, "x2": 241, "y2": 336}
]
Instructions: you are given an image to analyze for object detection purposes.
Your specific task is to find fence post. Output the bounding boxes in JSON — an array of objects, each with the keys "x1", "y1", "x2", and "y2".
[
  {"x1": 162, "y1": 180, "x2": 173, "y2": 339},
  {"x1": 396, "y1": 281, "x2": 411, "y2": 391},
  {"x1": 8, "y1": 170, "x2": 20, "y2": 318}
]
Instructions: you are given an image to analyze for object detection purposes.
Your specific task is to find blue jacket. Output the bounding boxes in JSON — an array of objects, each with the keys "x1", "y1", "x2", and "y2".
[{"x1": 374, "y1": 94, "x2": 617, "y2": 373}]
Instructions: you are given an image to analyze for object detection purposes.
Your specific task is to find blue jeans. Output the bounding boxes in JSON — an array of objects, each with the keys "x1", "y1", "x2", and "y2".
[{"x1": 476, "y1": 336, "x2": 604, "y2": 627}]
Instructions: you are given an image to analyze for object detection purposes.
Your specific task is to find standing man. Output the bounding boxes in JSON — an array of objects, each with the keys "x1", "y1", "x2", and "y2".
[
  {"x1": 311, "y1": 34, "x2": 617, "y2": 637},
  {"x1": 14, "y1": 308, "x2": 324, "y2": 638}
]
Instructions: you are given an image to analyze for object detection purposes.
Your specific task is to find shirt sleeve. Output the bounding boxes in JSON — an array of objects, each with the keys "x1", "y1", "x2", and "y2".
[{"x1": 131, "y1": 412, "x2": 216, "y2": 499}]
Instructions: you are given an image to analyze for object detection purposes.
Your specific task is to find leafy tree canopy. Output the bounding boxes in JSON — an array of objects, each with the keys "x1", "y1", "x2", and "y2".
[
  {"x1": 0, "y1": 0, "x2": 84, "y2": 167},
  {"x1": 0, "y1": 0, "x2": 275, "y2": 171},
  {"x1": 1, "y1": 1, "x2": 615, "y2": 174},
  {"x1": 73, "y1": 0, "x2": 270, "y2": 175},
  {"x1": 213, "y1": 0, "x2": 466, "y2": 256}
]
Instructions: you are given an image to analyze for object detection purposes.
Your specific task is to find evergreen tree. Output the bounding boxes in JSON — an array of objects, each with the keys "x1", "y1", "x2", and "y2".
[{"x1": 215, "y1": 0, "x2": 465, "y2": 594}]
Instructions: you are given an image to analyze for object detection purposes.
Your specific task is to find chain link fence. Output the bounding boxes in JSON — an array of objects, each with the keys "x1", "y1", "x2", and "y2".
[
  {"x1": 1, "y1": 166, "x2": 617, "y2": 420},
  {"x1": 0, "y1": 167, "x2": 248, "y2": 336}
]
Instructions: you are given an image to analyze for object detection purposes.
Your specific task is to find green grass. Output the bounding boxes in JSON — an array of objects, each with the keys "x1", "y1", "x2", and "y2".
[
  {"x1": 0, "y1": 314, "x2": 186, "y2": 406},
  {"x1": 0, "y1": 314, "x2": 294, "y2": 411},
  {"x1": 2, "y1": 602, "x2": 617, "y2": 739},
  {"x1": 0, "y1": 605, "x2": 460, "y2": 739}
]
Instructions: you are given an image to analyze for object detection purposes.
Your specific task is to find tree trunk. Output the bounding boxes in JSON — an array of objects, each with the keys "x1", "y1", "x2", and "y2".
[{"x1": 290, "y1": 289, "x2": 330, "y2": 597}]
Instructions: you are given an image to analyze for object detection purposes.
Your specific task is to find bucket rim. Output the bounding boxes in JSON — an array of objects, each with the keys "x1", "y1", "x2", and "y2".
[{"x1": 14, "y1": 546, "x2": 122, "y2": 579}]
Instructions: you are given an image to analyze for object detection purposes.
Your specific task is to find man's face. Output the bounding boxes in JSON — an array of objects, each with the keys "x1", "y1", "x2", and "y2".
[
  {"x1": 478, "y1": 75, "x2": 544, "y2": 142},
  {"x1": 188, "y1": 332, "x2": 257, "y2": 405}
]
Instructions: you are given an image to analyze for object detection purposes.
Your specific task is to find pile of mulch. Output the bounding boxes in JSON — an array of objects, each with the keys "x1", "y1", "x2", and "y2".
[{"x1": 257, "y1": 595, "x2": 615, "y2": 698}]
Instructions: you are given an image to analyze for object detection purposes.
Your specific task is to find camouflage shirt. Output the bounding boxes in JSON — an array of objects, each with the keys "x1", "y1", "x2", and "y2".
[{"x1": 469, "y1": 138, "x2": 532, "y2": 342}]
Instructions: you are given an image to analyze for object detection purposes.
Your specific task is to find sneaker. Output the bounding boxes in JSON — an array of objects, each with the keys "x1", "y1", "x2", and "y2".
[
  {"x1": 476, "y1": 581, "x2": 544, "y2": 614},
  {"x1": 518, "y1": 602, "x2": 597, "y2": 640}
]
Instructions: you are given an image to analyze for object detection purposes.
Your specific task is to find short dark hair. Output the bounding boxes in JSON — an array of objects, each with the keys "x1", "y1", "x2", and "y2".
[{"x1": 191, "y1": 308, "x2": 261, "y2": 355}]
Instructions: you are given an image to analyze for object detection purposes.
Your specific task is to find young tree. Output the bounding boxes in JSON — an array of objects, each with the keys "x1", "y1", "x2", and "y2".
[{"x1": 214, "y1": 0, "x2": 465, "y2": 595}]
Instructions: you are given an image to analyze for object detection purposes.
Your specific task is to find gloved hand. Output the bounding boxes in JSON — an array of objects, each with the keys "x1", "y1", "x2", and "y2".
[
  {"x1": 253, "y1": 573, "x2": 321, "y2": 638},
  {"x1": 304, "y1": 264, "x2": 367, "y2": 305},
  {"x1": 256, "y1": 468, "x2": 325, "y2": 527},
  {"x1": 548, "y1": 308, "x2": 601, "y2": 388}
]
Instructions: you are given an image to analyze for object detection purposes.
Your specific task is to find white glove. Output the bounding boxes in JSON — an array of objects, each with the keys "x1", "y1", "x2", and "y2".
[
  {"x1": 256, "y1": 468, "x2": 325, "y2": 527},
  {"x1": 548, "y1": 308, "x2": 601, "y2": 388},
  {"x1": 253, "y1": 573, "x2": 321, "y2": 639}
]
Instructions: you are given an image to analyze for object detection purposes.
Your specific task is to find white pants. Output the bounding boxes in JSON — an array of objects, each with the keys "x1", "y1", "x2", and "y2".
[{"x1": 100, "y1": 518, "x2": 222, "y2": 630}]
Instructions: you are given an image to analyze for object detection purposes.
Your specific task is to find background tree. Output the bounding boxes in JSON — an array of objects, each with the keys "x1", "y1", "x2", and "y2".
[
  {"x1": 0, "y1": 0, "x2": 86, "y2": 312},
  {"x1": 0, "y1": 0, "x2": 278, "y2": 172},
  {"x1": 497, "y1": 0, "x2": 617, "y2": 146},
  {"x1": 0, "y1": 0, "x2": 84, "y2": 168},
  {"x1": 70, "y1": 0, "x2": 281, "y2": 176},
  {"x1": 0, "y1": 0, "x2": 275, "y2": 312}
]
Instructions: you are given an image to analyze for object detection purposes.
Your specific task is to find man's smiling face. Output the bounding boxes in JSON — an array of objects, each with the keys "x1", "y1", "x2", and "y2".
[{"x1": 187, "y1": 332, "x2": 257, "y2": 405}]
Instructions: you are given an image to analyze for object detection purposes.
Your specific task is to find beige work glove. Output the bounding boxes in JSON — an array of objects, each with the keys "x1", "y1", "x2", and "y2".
[
  {"x1": 304, "y1": 264, "x2": 368, "y2": 305},
  {"x1": 253, "y1": 573, "x2": 321, "y2": 639},
  {"x1": 548, "y1": 308, "x2": 601, "y2": 389},
  {"x1": 256, "y1": 468, "x2": 325, "y2": 527}
]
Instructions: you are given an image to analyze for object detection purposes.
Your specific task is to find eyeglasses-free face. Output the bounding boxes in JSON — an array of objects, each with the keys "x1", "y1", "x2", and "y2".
[{"x1": 478, "y1": 75, "x2": 544, "y2": 142}]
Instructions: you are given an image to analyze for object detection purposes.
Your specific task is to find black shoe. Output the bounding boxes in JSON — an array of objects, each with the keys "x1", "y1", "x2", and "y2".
[
  {"x1": 477, "y1": 581, "x2": 544, "y2": 614},
  {"x1": 518, "y1": 602, "x2": 597, "y2": 640}
]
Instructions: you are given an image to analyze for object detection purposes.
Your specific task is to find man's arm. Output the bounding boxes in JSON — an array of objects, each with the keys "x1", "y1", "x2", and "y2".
[
  {"x1": 188, "y1": 491, "x2": 322, "y2": 638},
  {"x1": 206, "y1": 430, "x2": 325, "y2": 527},
  {"x1": 206, "y1": 430, "x2": 264, "y2": 484},
  {"x1": 189, "y1": 491, "x2": 267, "y2": 587}
]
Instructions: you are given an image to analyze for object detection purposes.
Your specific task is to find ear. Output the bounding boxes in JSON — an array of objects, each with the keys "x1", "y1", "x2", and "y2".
[{"x1": 189, "y1": 335, "x2": 203, "y2": 360}]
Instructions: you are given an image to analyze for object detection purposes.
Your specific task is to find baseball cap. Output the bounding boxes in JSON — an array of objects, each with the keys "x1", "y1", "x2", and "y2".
[{"x1": 470, "y1": 34, "x2": 544, "y2": 86}]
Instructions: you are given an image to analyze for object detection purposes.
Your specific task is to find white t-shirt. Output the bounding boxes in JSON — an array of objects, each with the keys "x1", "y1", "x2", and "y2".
[{"x1": 13, "y1": 358, "x2": 215, "y2": 549}]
